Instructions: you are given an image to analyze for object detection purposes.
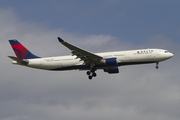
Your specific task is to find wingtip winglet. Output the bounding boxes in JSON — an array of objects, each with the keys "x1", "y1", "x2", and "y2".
[{"x1": 57, "y1": 37, "x2": 65, "y2": 42}]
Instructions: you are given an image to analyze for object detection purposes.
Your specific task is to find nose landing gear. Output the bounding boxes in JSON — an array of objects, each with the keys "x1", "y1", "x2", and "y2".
[{"x1": 156, "y1": 62, "x2": 159, "y2": 69}]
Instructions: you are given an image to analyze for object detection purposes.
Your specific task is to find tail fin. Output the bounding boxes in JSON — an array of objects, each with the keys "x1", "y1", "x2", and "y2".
[{"x1": 9, "y1": 39, "x2": 40, "y2": 59}]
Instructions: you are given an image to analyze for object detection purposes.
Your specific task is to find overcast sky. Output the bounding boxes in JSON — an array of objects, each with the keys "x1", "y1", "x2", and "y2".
[{"x1": 0, "y1": 1, "x2": 180, "y2": 120}]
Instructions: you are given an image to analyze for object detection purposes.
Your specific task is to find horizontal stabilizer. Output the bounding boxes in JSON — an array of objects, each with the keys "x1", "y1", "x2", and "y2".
[{"x1": 8, "y1": 56, "x2": 29, "y2": 65}]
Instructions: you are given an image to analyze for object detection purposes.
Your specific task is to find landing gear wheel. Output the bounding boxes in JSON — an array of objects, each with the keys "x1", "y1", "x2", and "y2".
[
  {"x1": 156, "y1": 66, "x2": 159, "y2": 69},
  {"x1": 88, "y1": 76, "x2": 92, "y2": 80},
  {"x1": 87, "y1": 71, "x2": 90, "y2": 75},
  {"x1": 92, "y1": 72, "x2": 97, "y2": 77}
]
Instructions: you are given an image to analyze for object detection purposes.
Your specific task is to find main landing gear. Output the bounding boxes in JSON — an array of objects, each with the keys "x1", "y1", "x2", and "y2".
[
  {"x1": 86, "y1": 65, "x2": 97, "y2": 80},
  {"x1": 156, "y1": 62, "x2": 159, "y2": 69},
  {"x1": 87, "y1": 69, "x2": 97, "y2": 80},
  {"x1": 86, "y1": 63, "x2": 97, "y2": 80}
]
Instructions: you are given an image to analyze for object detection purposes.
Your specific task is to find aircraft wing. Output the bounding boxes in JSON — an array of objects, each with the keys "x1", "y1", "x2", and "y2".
[{"x1": 57, "y1": 37, "x2": 103, "y2": 65}]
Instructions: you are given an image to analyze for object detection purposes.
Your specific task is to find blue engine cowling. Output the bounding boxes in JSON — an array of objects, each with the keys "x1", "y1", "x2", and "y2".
[
  {"x1": 105, "y1": 58, "x2": 118, "y2": 65},
  {"x1": 104, "y1": 67, "x2": 119, "y2": 74}
]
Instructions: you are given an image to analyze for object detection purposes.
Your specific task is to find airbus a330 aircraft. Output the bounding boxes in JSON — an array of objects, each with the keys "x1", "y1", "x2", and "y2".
[{"x1": 8, "y1": 37, "x2": 173, "y2": 79}]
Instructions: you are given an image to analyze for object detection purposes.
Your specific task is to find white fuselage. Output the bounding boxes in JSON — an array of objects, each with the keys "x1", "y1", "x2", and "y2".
[{"x1": 13, "y1": 48, "x2": 173, "y2": 71}]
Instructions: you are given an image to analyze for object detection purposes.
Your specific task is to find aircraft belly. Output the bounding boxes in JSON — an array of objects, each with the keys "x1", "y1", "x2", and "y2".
[
  {"x1": 62, "y1": 60, "x2": 80, "y2": 68},
  {"x1": 131, "y1": 54, "x2": 155, "y2": 62},
  {"x1": 41, "y1": 59, "x2": 80, "y2": 70},
  {"x1": 41, "y1": 62, "x2": 63, "y2": 69},
  {"x1": 118, "y1": 53, "x2": 156, "y2": 66},
  {"x1": 117, "y1": 56, "x2": 130, "y2": 63}
]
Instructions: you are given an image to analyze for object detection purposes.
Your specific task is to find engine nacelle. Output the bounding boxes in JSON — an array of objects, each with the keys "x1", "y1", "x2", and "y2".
[
  {"x1": 101, "y1": 58, "x2": 118, "y2": 65},
  {"x1": 104, "y1": 67, "x2": 119, "y2": 74}
]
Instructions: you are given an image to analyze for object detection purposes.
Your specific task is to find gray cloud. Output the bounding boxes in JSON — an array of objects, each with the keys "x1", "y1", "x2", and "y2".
[{"x1": 1, "y1": 8, "x2": 180, "y2": 120}]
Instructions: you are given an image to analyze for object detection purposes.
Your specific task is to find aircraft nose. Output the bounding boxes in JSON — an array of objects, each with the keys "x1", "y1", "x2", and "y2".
[
  {"x1": 169, "y1": 53, "x2": 174, "y2": 58},
  {"x1": 163, "y1": 52, "x2": 174, "y2": 60}
]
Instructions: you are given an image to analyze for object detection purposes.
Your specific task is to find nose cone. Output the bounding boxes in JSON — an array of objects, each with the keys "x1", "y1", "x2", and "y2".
[
  {"x1": 171, "y1": 53, "x2": 174, "y2": 57},
  {"x1": 166, "y1": 52, "x2": 173, "y2": 59},
  {"x1": 158, "y1": 51, "x2": 173, "y2": 61},
  {"x1": 169, "y1": 53, "x2": 174, "y2": 57}
]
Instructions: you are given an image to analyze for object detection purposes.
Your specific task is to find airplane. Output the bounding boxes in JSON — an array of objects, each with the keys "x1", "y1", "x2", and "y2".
[{"x1": 8, "y1": 37, "x2": 173, "y2": 79}]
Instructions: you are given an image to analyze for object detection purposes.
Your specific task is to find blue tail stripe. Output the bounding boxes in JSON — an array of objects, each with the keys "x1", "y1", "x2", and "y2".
[
  {"x1": 25, "y1": 51, "x2": 40, "y2": 59},
  {"x1": 9, "y1": 39, "x2": 21, "y2": 45},
  {"x1": 13, "y1": 47, "x2": 22, "y2": 59}
]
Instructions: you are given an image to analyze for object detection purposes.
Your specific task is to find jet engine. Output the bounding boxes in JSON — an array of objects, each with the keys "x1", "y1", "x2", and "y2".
[
  {"x1": 104, "y1": 67, "x2": 119, "y2": 74},
  {"x1": 101, "y1": 58, "x2": 118, "y2": 65}
]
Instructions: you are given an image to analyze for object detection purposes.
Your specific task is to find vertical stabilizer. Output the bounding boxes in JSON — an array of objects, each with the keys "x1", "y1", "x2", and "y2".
[{"x1": 9, "y1": 39, "x2": 40, "y2": 59}]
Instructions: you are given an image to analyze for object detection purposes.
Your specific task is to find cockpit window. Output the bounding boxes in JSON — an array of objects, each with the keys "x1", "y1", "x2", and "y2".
[{"x1": 165, "y1": 51, "x2": 169, "y2": 53}]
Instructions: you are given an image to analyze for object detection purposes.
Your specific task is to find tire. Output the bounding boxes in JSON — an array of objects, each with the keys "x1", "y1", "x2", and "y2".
[
  {"x1": 92, "y1": 72, "x2": 97, "y2": 77},
  {"x1": 87, "y1": 71, "x2": 90, "y2": 75},
  {"x1": 156, "y1": 66, "x2": 159, "y2": 69},
  {"x1": 88, "y1": 76, "x2": 92, "y2": 80}
]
